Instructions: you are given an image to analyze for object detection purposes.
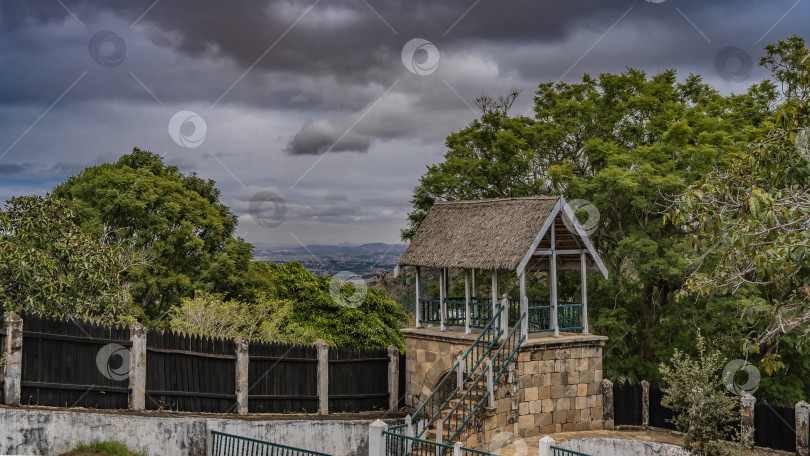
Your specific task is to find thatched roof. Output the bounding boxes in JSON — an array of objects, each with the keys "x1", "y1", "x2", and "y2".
[{"x1": 399, "y1": 196, "x2": 608, "y2": 277}]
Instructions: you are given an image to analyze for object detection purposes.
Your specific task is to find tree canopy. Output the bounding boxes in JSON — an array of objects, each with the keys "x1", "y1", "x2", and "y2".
[{"x1": 404, "y1": 35, "x2": 808, "y2": 400}]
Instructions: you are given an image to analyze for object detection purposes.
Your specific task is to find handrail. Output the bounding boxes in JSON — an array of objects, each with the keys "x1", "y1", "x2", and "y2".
[
  {"x1": 210, "y1": 430, "x2": 332, "y2": 456},
  {"x1": 411, "y1": 305, "x2": 504, "y2": 439},
  {"x1": 551, "y1": 446, "x2": 592, "y2": 456},
  {"x1": 441, "y1": 312, "x2": 527, "y2": 444},
  {"x1": 383, "y1": 429, "x2": 494, "y2": 456}
]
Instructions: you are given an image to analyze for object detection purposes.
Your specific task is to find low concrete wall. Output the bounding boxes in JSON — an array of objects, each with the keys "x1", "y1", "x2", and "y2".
[
  {"x1": 559, "y1": 437, "x2": 690, "y2": 456},
  {"x1": 0, "y1": 407, "x2": 391, "y2": 456}
]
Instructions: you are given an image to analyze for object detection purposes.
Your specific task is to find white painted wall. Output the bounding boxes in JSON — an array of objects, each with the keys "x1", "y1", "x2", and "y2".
[
  {"x1": 0, "y1": 407, "x2": 395, "y2": 456},
  {"x1": 559, "y1": 437, "x2": 690, "y2": 456}
]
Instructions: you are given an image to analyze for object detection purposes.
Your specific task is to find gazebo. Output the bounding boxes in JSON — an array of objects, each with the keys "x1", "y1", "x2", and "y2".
[{"x1": 398, "y1": 196, "x2": 608, "y2": 338}]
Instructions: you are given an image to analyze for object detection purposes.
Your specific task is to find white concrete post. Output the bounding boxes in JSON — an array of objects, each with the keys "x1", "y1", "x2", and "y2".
[
  {"x1": 519, "y1": 271, "x2": 528, "y2": 338},
  {"x1": 464, "y1": 269, "x2": 471, "y2": 334},
  {"x1": 315, "y1": 339, "x2": 329, "y2": 414},
  {"x1": 581, "y1": 252, "x2": 589, "y2": 334},
  {"x1": 388, "y1": 345, "x2": 399, "y2": 411},
  {"x1": 453, "y1": 442, "x2": 463, "y2": 456},
  {"x1": 415, "y1": 267, "x2": 421, "y2": 328},
  {"x1": 405, "y1": 414, "x2": 414, "y2": 453},
  {"x1": 368, "y1": 419, "x2": 387, "y2": 456},
  {"x1": 796, "y1": 401, "x2": 809, "y2": 456},
  {"x1": 439, "y1": 268, "x2": 447, "y2": 331},
  {"x1": 128, "y1": 322, "x2": 147, "y2": 411},
  {"x1": 486, "y1": 360, "x2": 495, "y2": 408},
  {"x1": 550, "y1": 223, "x2": 559, "y2": 337},
  {"x1": 435, "y1": 419, "x2": 443, "y2": 445},
  {"x1": 2, "y1": 312, "x2": 23, "y2": 406},
  {"x1": 471, "y1": 269, "x2": 476, "y2": 297},
  {"x1": 235, "y1": 337, "x2": 249, "y2": 415},
  {"x1": 538, "y1": 436, "x2": 554, "y2": 456}
]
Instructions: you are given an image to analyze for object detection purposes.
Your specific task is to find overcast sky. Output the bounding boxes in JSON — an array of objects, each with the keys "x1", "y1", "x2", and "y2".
[{"x1": 0, "y1": 0, "x2": 806, "y2": 247}]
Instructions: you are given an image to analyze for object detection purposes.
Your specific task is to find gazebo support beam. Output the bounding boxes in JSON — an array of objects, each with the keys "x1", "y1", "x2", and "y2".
[
  {"x1": 519, "y1": 271, "x2": 528, "y2": 338},
  {"x1": 471, "y1": 269, "x2": 476, "y2": 298},
  {"x1": 581, "y1": 253, "x2": 589, "y2": 334},
  {"x1": 415, "y1": 267, "x2": 421, "y2": 328},
  {"x1": 491, "y1": 270, "x2": 499, "y2": 327},
  {"x1": 464, "y1": 270, "x2": 471, "y2": 334},
  {"x1": 439, "y1": 268, "x2": 446, "y2": 331},
  {"x1": 551, "y1": 224, "x2": 560, "y2": 337}
]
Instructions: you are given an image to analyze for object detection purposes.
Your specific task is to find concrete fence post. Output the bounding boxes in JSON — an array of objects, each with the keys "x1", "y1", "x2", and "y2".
[
  {"x1": 235, "y1": 337, "x2": 249, "y2": 415},
  {"x1": 796, "y1": 401, "x2": 809, "y2": 456},
  {"x1": 453, "y1": 442, "x2": 462, "y2": 456},
  {"x1": 368, "y1": 419, "x2": 387, "y2": 456},
  {"x1": 641, "y1": 380, "x2": 650, "y2": 428},
  {"x1": 601, "y1": 378, "x2": 614, "y2": 430},
  {"x1": 315, "y1": 339, "x2": 329, "y2": 414},
  {"x1": 538, "y1": 436, "x2": 554, "y2": 456},
  {"x1": 2, "y1": 312, "x2": 23, "y2": 406},
  {"x1": 388, "y1": 345, "x2": 399, "y2": 411},
  {"x1": 128, "y1": 322, "x2": 147, "y2": 411},
  {"x1": 740, "y1": 394, "x2": 756, "y2": 447}
]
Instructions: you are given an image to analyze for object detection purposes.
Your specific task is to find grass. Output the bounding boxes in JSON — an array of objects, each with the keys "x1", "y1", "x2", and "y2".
[{"x1": 61, "y1": 441, "x2": 145, "y2": 456}]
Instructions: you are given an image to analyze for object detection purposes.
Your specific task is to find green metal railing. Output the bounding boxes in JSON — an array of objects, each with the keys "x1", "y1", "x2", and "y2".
[
  {"x1": 444, "y1": 299, "x2": 466, "y2": 327},
  {"x1": 419, "y1": 298, "x2": 442, "y2": 325},
  {"x1": 210, "y1": 431, "x2": 331, "y2": 456},
  {"x1": 551, "y1": 445, "x2": 591, "y2": 456},
  {"x1": 411, "y1": 305, "x2": 504, "y2": 439},
  {"x1": 383, "y1": 429, "x2": 493, "y2": 456},
  {"x1": 558, "y1": 302, "x2": 584, "y2": 331},
  {"x1": 441, "y1": 312, "x2": 527, "y2": 444}
]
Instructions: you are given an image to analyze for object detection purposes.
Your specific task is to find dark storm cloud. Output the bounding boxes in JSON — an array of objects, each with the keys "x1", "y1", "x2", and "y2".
[{"x1": 286, "y1": 120, "x2": 371, "y2": 155}]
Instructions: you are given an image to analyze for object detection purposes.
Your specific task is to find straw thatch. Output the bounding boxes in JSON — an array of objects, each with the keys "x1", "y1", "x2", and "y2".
[{"x1": 399, "y1": 197, "x2": 561, "y2": 270}]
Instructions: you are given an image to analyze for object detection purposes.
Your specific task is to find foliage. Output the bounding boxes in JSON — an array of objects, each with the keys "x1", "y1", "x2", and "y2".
[
  {"x1": 52, "y1": 148, "x2": 257, "y2": 322},
  {"x1": 403, "y1": 62, "x2": 775, "y2": 381},
  {"x1": 271, "y1": 262, "x2": 409, "y2": 351},
  {"x1": 168, "y1": 290, "x2": 319, "y2": 345},
  {"x1": 64, "y1": 441, "x2": 146, "y2": 456},
  {"x1": 0, "y1": 195, "x2": 142, "y2": 321},
  {"x1": 660, "y1": 334, "x2": 740, "y2": 456},
  {"x1": 671, "y1": 35, "x2": 810, "y2": 370}
]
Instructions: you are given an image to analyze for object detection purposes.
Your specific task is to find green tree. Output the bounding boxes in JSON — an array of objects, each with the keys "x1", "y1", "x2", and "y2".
[
  {"x1": 52, "y1": 148, "x2": 253, "y2": 321},
  {"x1": 271, "y1": 262, "x2": 409, "y2": 350},
  {"x1": 0, "y1": 195, "x2": 141, "y2": 320},
  {"x1": 671, "y1": 36, "x2": 810, "y2": 378},
  {"x1": 660, "y1": 334, "x2": 741, "y2": 456},
  {"x1": 404, "y1": 67, "x2": 775, "y2": 379}
]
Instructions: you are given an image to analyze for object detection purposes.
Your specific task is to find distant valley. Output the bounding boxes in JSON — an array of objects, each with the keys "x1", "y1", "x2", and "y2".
[{"x1": 254, "y1": 242, "x2": 408, "y2": 278}]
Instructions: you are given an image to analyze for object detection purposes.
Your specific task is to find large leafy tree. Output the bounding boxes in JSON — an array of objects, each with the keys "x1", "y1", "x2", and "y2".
[
  {"x1": 0, "y1": 196, "x2": 140, "y2": 320},
  {"x1": 52, "y1": 148, "x2": 255, "y2": 321},
  {"x1": 672, "y1": 36, "x2": 810, "y2": 379},
  {"x1": 404, "y1": 54, "x2": 777, "y2": 379}
]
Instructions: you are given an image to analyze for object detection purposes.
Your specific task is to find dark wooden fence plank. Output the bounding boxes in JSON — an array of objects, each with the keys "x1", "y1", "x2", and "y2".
[
  {"x1": 328, "y1": 346, "x2": 388, "y2": 413},
  {"x1": 754, "y1": 399, "x2": 796, "y2": 452},
  {"x1": 613, "y1": 379, "x2": 642, "y2": 426},
  {"x1": 648, "y1": 383, "x2": 677, "y2": 430},
  {"x1": 247, "y1": 342, "x2": 319, "y2": 413},
  {"x1": 18, "y1": 314, "x2": 129, "y2": 409}
]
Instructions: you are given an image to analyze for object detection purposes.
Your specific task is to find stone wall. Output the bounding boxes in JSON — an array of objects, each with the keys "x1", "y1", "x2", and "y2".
[
  {"x1": 403, "y1": 329, "x2": 476, "y2": 408},
  {"x1": 403, "y1": 328, "x2": 606, "y2": 448}
]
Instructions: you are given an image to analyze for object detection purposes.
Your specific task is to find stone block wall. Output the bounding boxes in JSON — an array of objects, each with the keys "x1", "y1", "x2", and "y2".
[{"x1": 403, "y1": 331, "x2": 473, "y2": 408}]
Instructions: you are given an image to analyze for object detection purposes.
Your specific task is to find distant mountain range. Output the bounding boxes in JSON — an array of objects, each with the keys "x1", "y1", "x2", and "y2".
[{"x1": 253, "y1": 243, "x2": 408, "y2": 278}]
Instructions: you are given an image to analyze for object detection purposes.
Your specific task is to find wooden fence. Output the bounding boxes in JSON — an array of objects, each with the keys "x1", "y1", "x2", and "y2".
[
  {"x1": 607, "y1": 379, "x2": 807, "y2": 454},
  {"x1": 0, "y1": 312, "x2": 403, "y2": 415}
]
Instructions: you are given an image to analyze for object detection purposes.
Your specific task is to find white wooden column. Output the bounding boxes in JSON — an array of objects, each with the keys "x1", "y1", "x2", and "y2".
[
  {"x1": 439, "y1": 267, "x2": 447, "y2": 331},
  {"x1": 491, "y1": 270, "x2": 499, "y2": 322},
  {"x1": 581, "y1": 253, "x2": 589, "y2": 334},
  {"x1": 464, "y1": 269, "x2": 471, "y2": 334},
  {"x1": 551, "y1": 223, "x2": 560, "y2": 337},
  {"x1": 471, "y1": 269, "x2": 476, "y2": 298},
  {"x1": 519, "y1": 271, "x2": 528, "y2": 338},
  {"x1": 415, "y1": 267, "x2": 421, "y2": 328}
]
